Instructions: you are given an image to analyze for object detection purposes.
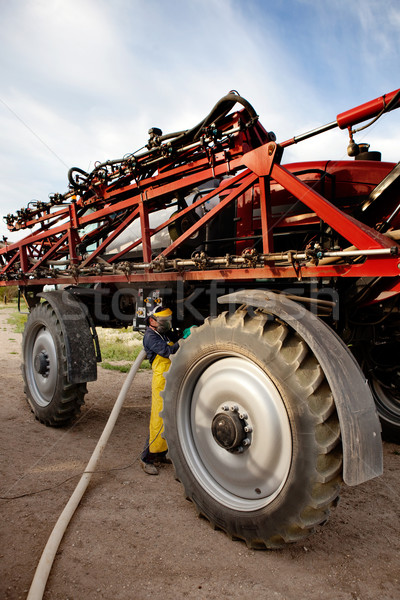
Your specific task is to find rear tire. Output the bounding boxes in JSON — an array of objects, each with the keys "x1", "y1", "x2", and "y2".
[
  {"x1": 22, "y1": 302, "x2": 87, "y2": 427},
  {"x1": 371, "y1": 377, "x2": 400, "y2": 443},
  {"x1": 163, "y1": 308, "x2": 342, "y2": 548},
  {"x1": 357, "y1": 339, "x2": 400, "y2": 443}
]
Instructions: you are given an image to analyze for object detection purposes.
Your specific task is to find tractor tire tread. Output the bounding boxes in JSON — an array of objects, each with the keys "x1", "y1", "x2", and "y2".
[
  {"x1": 22, "y1": 302, "x2": 87, "y2": 427},
  {"x1": 163, "y1": 307, "x2": 343, "y2": 549}
]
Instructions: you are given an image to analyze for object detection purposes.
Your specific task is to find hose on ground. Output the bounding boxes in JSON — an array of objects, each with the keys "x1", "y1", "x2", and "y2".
[{"x1": 27, "y1": 348, "x2": 147, "y2": 600}]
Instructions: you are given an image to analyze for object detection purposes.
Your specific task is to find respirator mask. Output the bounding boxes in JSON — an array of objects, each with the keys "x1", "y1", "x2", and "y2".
[
  {"x1": 154, "y1": 316, "x2": 172, "y2": 334},
  {"x1": 150, "y1": 307, "x2": 173, "y2": 334}
]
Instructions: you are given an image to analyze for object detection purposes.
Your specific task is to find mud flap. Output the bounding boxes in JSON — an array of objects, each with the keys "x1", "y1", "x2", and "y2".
[
  {"x1": 218, "y1": 290, "x2": 383, "y2": 486},
  {"x1": 39, "y1": 290, "x2": 97, "y2": 384}
]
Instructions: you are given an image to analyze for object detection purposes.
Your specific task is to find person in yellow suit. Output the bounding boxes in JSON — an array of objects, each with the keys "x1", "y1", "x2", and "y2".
[{"x1": 140, "y1": 306, "x2": 179, "y2": 475}]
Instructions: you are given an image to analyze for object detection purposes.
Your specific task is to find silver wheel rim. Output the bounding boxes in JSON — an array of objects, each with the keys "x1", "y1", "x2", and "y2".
[
  {"x1": 25, "y1": 324, "x2": 58, "y2": 407},
  {"x1": 176, "y1": 353, "x2": 292, "y2": 511}
]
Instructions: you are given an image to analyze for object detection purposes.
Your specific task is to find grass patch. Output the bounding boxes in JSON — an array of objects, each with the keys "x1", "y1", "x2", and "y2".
[
  {"x1": 1, "y1": 286, "x2": 19, "y2": 304},
  {"x1": 7, "y1": 311, "x2": 27, "y2": 334},
  {"x1": 99, "y1": 339, "x2": 137, "y2": 362},
  {"x1": 100, "y1": 358, "x2": 150, "y2": 373},
  {"x1": 97, "y1": 327, "x2": 150, "y2": 371},
  {"x1": 100, "y1": 362, "x2": 132, "y2": 373}
]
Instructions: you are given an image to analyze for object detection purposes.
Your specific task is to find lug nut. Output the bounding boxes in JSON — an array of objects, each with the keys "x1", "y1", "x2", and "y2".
[
  {"x1": 239, "y1": 412, "x2": 248, "y2": 420},
  {"x1": 242, "y1": 438, "x2": 251, "y2": 446},
  {"x1": 231, "y1": 405, "x2": 239, "y2": 412},
  {"x1": 244, "y1": 425, "x2": 253, "y2": 433}
]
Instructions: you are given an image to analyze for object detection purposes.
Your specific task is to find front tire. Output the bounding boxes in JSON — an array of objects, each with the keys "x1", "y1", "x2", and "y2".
[
  {"x1": 163, "y1": 308, "x2": 342, "y2": 548},
  {"x1": 22, "y1": 302, "x2": 87, "y2": 426}
]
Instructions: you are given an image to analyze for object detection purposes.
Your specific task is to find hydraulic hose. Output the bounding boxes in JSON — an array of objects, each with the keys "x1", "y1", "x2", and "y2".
[
  {"x1": 27, "y1": 348, "x2": 147, "y2": 600},
  {"x1": 166, "y1": 92, "x2": 259, "y2": 150}
]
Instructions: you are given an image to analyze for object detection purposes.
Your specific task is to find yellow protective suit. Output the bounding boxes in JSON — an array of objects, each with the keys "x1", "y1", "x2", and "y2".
[{"x1": 148, "y1": 352, "x2": 171, "y2": 453}]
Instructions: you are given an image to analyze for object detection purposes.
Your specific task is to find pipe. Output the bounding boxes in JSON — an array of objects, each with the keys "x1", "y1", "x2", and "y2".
[
  {"x1": 336, "y1": 89, "x2": 400, "y2": 130},
  {"x1": 27, "y1": 348, "x2": 147, "y2": 600},
  {"x1": 281, "y1": 88, "x2": 400, "y2": 148}
]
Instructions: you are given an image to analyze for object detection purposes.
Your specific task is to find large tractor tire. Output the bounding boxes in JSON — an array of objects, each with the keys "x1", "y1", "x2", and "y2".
[
  {"x1": 22, "y1": 302, "x2": 87, "y2": 427},
  {"x1": 371, "y1": 377, "x2": 400, "y2": 443},
  {"x1": 162, "y1": 308, "x2": 343, "y2": 549},
  {"x1": 360, "y1": 339, "x2": 400, "y2": 442}
]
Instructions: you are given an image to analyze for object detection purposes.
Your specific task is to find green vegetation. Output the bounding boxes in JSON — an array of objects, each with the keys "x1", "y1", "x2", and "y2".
[
  {"x1": 1, "y1": 285, "x2": 19, "y2": 304},
  {"x1": 2, "y1": 287, "x2": 28, "y2": 335},
  {"x1": 100, "y1": 361, "x2": 131, "y2": 373},
  {"x1": 99, "y1": 338, "x2": 136, "y2": 362},
  {"x1": 97, "y1": 328, "x2": 150, "y2": 372},
  {"x1": 7, "y1": 311, "x2": 28, "y2": 333}
]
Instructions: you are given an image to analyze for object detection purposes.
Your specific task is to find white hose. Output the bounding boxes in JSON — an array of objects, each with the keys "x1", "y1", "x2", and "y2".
[{"x1": 27, "y1": 348, "x2": 147, "y2": 600}]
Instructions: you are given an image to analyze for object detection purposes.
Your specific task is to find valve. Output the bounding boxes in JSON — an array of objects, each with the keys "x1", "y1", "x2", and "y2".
[
  {"x1": 147, "y1": 127, "x2": 163, "y2": 149},
  {"x1": 347, "y1": 141, "x2": 359, "y2": 157},
  {"x1": 347, "y1": 128, "x2": 359, "y2": 157}
]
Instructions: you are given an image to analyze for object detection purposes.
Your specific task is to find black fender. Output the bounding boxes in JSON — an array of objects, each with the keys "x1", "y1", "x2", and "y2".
[
  {"x1": 217, "y1": 290, "x2": 383, "y2": 486},
  {"x1": 39, "y1": 290, "x2": 97, "y2": 384}
]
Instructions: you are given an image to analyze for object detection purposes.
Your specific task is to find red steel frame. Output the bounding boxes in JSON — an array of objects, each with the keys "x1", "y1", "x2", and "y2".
[{"x1": 1, "y1": 90, "x2": 399, "y2": 288}]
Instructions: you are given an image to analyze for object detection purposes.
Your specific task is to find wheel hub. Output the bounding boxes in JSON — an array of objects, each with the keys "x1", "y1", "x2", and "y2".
[
  {"x1": 34, "y1": 350, "x2": 50, "y2": 377},
  {"x1": 211, "y1": 405, "x2": 252, "y2": 453},
  {"x1": 179, "y1": 355, "x2": 292, "y2": 506}
]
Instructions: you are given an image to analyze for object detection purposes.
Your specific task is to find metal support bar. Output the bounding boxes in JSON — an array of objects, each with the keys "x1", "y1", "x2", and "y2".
[
  {"x1": 108, "y1": 167, "x2": 252, "y2": 264},
  {"x1": 271, "y1": 163, "x2": 395, "y2": 251},
  {"x1": 67, "y1": 227, "x2": 81, "y2": 265},
  {"x1": 158, "y1": 172, "x2": 258, "y2": 259},
  {"x1": 80, "y1": 206, "x2": 141, "y2": 268},
  {"x1": 19, "y1": 245, "x2": 28, "y2": 273},
  {"x1": 281, "y1": 121, "x2": 337, "y2": 148},
  {"x1": 26, "y1": 233, "x2": 69, "y2": 274},
  {"x1": 139, "y1": 195, "x2": 152, "y2": 264},
  {"x1": 259, "y1": 176, "x2": 273, "y2": 253}
]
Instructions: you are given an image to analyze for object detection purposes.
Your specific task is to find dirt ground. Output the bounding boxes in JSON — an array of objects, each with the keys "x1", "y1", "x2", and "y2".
[{"x1": 0, "y1": 306, "x2": 399, "y2": 600}]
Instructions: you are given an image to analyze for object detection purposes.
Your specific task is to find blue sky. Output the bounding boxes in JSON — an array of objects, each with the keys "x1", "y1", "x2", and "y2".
[{"x1": 1, "y1": 0, "x2": 399, "y2": 242}]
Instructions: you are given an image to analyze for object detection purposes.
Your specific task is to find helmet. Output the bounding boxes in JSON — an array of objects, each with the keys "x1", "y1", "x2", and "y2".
[{"x1": 149, "y1": 306, "x2": 173, "y2": 333}]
